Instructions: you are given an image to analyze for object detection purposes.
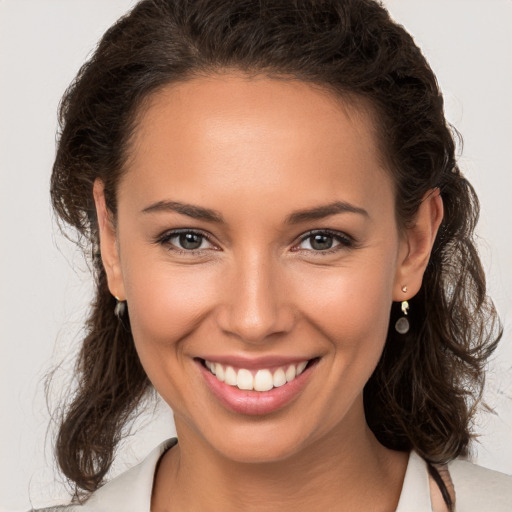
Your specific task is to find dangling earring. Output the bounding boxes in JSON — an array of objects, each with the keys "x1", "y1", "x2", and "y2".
[
  {"x1": 395, "y1": 286, "x2": 410, "y2": 334},
  {"x1": 114, "y1": 296, "x2": 126, "y2": 319}
]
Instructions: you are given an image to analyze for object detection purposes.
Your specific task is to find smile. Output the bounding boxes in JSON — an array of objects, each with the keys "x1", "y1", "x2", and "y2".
[
  {"x1": 198, "y1": 357, "x2": 318, "y2": 415},
  {"x1": 204, "y1": 359, "x2": 309, "y2": 392}
]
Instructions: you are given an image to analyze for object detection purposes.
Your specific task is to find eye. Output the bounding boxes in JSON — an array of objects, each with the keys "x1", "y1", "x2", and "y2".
[
  {"x1": 177, "y1": 232, "x2": 206, "y2": 250},
  {"x1": 156, "y1": 229, "x2": 215, "y2": 252},
  {"x1": 294, "y1": 230, "x2": 353, "y2": 253}
]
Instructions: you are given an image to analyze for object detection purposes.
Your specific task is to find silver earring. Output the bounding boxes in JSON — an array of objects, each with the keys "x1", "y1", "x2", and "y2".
[
  {"x1": 395, "y1": 299, "x2": 409, "y2": 334},
  {"x1": 114, "y1": 297, "x2": 126, "y2": 318}
]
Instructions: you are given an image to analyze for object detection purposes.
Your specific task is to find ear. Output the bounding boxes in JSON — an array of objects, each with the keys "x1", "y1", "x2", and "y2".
[
  {"x1": 393, "y1": 189, "x2": 444, "y2": 301},
  {"x1": 93, "y1": 179, "x2": 125, "y2": 300}
]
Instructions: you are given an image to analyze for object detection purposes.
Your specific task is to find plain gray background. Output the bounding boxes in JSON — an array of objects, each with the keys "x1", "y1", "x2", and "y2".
[{"x1": 1, "y1": 1, "x2": 511, "y2": 510}]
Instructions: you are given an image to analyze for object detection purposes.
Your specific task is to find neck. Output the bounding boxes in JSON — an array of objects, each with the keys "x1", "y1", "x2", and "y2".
[{"x1": 152, "y1": 405, "x2": 408, "y2": 512}]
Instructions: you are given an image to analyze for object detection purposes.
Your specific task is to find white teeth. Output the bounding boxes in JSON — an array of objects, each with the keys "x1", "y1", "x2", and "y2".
[
  {"x1": 285, "y1": 365, "x2": 296, "y2": 382},
  {"x1": 296, "y1": 361, "x2": 308, "y2": 375},
  {"x1": 254, "y1": 369, "x2": 274, "y2": 392},
  {"x1": 224, "y1": 366, "x2": 237, "y2": 386},
  {"x1": 204, "y1": 359, "x2": 311, "y2": 392},
  {"x1": 237, "y1": 369, "x2": 254, "y2": 390},
  {"x1": 273, "y1": 368, "x2": 287, "y2": 387},
  {"x1": 215, "y1": 363, "x2": 225, "y2": 382}
]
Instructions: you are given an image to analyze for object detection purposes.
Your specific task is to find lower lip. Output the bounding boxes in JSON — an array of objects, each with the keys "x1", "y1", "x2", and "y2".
[{"x1": 198, "y1": 360, "x2": 316, "y2": 416}]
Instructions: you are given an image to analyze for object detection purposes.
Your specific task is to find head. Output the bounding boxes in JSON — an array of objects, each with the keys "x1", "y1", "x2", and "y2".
[{"x1": 50, "y1": 0, "x2": 500, "y2": 498}]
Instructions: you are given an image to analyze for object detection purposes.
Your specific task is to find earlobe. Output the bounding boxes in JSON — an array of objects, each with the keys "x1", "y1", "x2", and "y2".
[
  {"x1": 393, "y1": 189, "x2": 444, "y2": 301},
  {"x1": 93, "y1": 179, "x2": 125, "y2": 300}
]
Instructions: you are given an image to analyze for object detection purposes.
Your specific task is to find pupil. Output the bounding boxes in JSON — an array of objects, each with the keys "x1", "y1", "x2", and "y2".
[
  {"x1": 179, "y1": 233, "x2": 202, "y2": 250},
  {"x1": 311, "y1": 234, "x2": 333, "y2": 250}
]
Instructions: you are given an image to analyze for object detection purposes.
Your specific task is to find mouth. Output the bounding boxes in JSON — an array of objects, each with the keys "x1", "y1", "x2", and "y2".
[
  {"x1": 200, "y1": 358, "x2": 318, "y2": 392},
  {"x1": 195, "y1": 356, "x2": 320, "y2": 415}
]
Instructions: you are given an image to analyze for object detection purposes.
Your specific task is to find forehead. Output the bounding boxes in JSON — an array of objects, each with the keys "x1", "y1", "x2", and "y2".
[
  {"x1": 120, "y1": 74, "x2": 393, "y2": 219},
  {"x1": 131, "y1": 73, "x2": 381, "y2": 159}
]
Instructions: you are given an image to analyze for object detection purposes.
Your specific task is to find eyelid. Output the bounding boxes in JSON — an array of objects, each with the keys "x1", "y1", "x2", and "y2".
[
  {"x1": 291, "y1": 229, "x2": 355, "y2": 253},
  {"x1": 155, "y1": 228, "x2": 219, "y2": 252},
  {"x1": 154, "y1": 228, "x2": 356, "y2": 255}
]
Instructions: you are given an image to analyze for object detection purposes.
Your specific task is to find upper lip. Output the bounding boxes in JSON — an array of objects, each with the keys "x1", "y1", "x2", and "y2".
[{"x1": 196, "y1": 355, "x2": 316, "y2": 370}]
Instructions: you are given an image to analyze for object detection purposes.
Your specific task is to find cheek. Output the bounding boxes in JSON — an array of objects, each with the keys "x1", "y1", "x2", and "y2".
[
  {"x1": 122, "y1": 257, "x2": 218, "y2": 357},
  {"x1": 292, "y1": 251, "x2": 396, "y2": 357}
]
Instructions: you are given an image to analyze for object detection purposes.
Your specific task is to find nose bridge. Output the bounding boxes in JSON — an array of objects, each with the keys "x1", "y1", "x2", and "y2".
[{"x1": 217, "y1": 248, "x2": 294, "y2": 343}]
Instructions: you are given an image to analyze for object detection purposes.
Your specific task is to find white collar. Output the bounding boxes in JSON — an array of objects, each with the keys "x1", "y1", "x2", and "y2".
[
  {"x1": 395, "y1": 450, "x2": 432, "y2": 511},
  {"x1": 78, "y1": 438, "x2": 177, "y2": 512},
  {"x1": 78, "y1": 439, "x2": 432, "y2": 511}
]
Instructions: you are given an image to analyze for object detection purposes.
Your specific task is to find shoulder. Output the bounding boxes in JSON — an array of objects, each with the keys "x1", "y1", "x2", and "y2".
[
  {"x1": 448, "y1": 458, "x2": 512, "y2": 511},
  {"x1": 28, "y1": 507, "x2": 78, "y2": 512},
  {"x1": 29, "y1": 438, "x2": 177, "y2": 512}
]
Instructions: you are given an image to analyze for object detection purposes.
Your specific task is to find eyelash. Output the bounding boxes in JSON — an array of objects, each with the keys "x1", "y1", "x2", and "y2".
[
  {"x1": 155, "y1": 229, "x2": 216, "y2": 255},
  {"x1": 155, "y1": 228, "x2": 355, "y2": 256},
  {"x1": 293, "y1": 229, "x2": 355, "y2": 255}
]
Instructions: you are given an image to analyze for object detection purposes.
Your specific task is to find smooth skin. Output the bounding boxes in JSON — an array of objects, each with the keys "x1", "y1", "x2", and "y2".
[{"x1": 94, "y1": 74, "x2": 443, "y2": 512}]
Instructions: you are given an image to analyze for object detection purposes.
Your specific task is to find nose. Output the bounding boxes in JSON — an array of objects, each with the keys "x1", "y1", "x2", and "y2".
[{"x1": 215, "y1": 252, "x2": 296, "y2": 344}]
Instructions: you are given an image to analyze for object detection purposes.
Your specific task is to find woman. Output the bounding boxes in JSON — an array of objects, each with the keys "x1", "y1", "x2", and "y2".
[{"x1": 38, "y1": 0, "x2": 511, "y2": 510}]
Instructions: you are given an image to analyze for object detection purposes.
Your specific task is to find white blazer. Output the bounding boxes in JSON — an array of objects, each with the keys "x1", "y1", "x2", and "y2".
[{"x1": 33, "y1": 438, "x2": 512, "y2": 511}]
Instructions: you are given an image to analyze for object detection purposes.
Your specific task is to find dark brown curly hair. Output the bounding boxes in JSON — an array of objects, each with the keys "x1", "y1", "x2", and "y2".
[{"x1": 48, "y1": 0, "x2": 501, "y2": 503}]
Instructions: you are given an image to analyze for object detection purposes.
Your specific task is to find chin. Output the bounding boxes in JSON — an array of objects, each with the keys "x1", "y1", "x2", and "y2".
[
  {"x1": 181, "y1": 409, "x2": 337, "y2": 466},
  {"x1": 211, "y1": 429, "x2": 311, "y2": 464}
]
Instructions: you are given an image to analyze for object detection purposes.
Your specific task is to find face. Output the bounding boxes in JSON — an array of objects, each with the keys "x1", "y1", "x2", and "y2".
[{"x1": 96, "y1": 74, "x2": 436, "y2": 463}]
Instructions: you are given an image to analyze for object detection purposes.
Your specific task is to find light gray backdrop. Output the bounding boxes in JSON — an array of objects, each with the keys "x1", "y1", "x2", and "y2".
[{"x1": 1, "y1": 1, "x2": 511, "y2": 510}]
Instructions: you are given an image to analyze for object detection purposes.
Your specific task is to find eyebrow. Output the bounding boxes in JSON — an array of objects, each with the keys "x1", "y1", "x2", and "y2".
[
  {"x1": 141, "y1": 199, "x2": 368, "y2": 224},
  {"x1": 141, "y1": 200, "x2": 225, "y2": 223},
  {"x1": 285, "y1": 201, "x2": 369, "y2": 224}
]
